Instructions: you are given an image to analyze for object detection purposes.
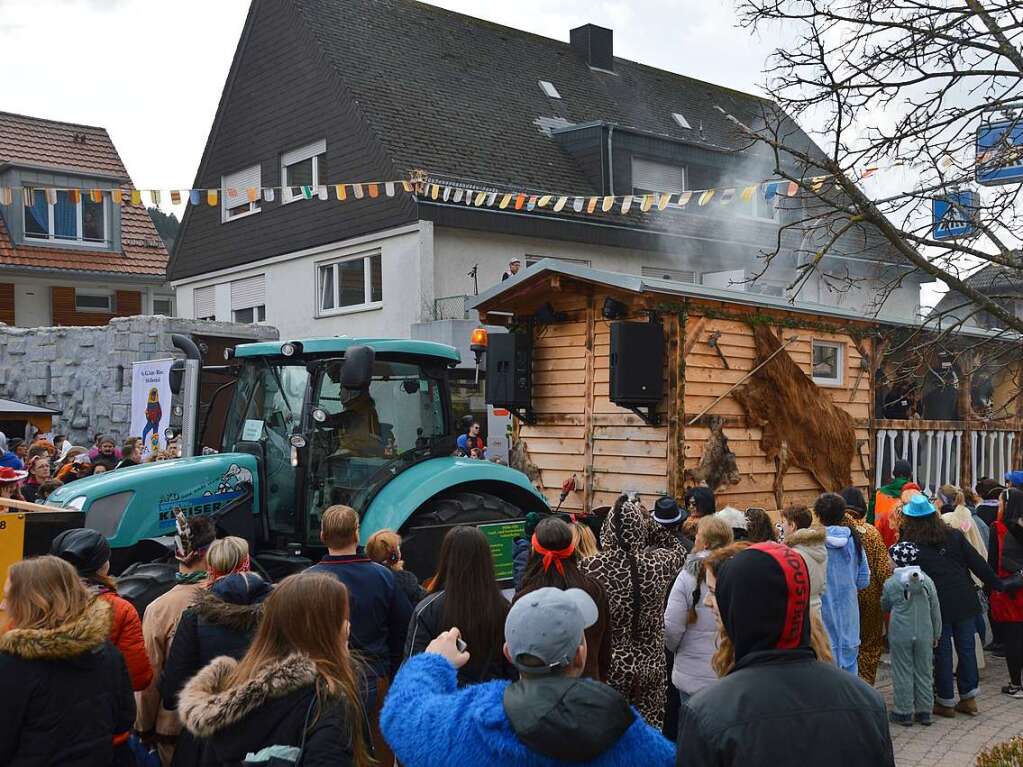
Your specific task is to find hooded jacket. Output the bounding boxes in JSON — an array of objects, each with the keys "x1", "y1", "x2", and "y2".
[
  {"x1": 676, "y1": 542, "x2": 894, "y2": 767},
  {"x1": 178, "y1": 654, "x2": 355, "y2": 767},
  {"x1": 663, "y1": 550, "x2": 719, "y2": 695},
  {"x1": 380, "y1": 652, "x2": 674, "y2": 767},
  {"x1": 160, "y1": 572, "x2": 272, "y2": 710},
  {"x1": 0, "y1": 598, "x2": 137, "y2": 767},
  {"x1": 820, "y1": 526, "x2": 870, "y2": 669},
  {"x1": 783, "y1": 527, "x2": 827, "y2": 612},
  {"x1": 881, "y1": 567, "x2": 941, "y2": 645},
  {"x1": 909, "y1": 527, "x2": 1000, "y2": 624},
  {"x1": 942, "y1": 505, "x2": 989, "y2": 586},
  {"x1": 96, "y1": 587, "x2": 153, "y2": 691}
]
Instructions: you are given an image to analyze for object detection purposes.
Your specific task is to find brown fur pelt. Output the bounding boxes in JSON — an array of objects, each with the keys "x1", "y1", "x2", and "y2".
[
  {"x1": 732, "y1": 326, "x2": 856, "y2": 498},
  {"x1": 684, "y1": 415, "x2": 741, "y2": 493}
]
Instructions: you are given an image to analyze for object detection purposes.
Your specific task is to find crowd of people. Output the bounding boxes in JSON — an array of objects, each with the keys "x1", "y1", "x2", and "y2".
[
  {"x1": 0, "y1": 430, "x2": 159, "y2": 505},
  {"x1": 3, "y1": 463, "x2": 1023, "y2": 766}
]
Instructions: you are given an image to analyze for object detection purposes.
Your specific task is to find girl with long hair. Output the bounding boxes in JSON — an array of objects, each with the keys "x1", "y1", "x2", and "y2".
[
  {"x1": 989, "y1": 488, "x2": 1023, "y2": 698},
  {"x1": 50, "y1": 527, "x2": 153, "y2": 691},
  {"x1": 179, "y1": 572, "x2": 370, "y2": 766},
  {"x1": 0, "y1": 556, "x2": 136, "y2": 766},
  {"x1": 665, "y1": 515, "x2": 733, "y2": 700},
  {"x1": 515, "y1": 516, "x2": 611, "y2": 680},
  {"x1": 405, "y1": 525, "x2": 515, "y2": 684}
]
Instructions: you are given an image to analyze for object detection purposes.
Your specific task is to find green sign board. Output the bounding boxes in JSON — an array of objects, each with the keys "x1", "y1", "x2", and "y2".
[{"x1": 479, "y1": 520, "x2": 525, "y2": 581}]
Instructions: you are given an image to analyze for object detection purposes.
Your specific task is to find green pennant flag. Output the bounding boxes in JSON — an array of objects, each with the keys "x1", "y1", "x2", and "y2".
[{"x1": 302, "y1": 186, "x2": 314, "y2": 199}]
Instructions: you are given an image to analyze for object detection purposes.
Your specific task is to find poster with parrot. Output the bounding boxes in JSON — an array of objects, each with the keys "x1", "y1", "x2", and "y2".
[{"x1": 130, "y1": 359, "x2": 173, "y2": 460}]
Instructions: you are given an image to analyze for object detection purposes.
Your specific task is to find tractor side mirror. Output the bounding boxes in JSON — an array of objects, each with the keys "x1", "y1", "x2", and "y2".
[{"x1": 342, "y1": 346, "x2": 375, "y2": 390}]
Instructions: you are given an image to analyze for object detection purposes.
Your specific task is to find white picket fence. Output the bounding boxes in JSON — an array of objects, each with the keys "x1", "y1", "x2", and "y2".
[{"x1": 874, "y1": 427, "x2": 1017, "y2": 495}]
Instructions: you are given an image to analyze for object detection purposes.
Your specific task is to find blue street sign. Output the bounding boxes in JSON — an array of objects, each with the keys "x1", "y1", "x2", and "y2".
[
  {"x1": 932, "y1": 190, "x2": 977, "y2": 240},
  {"x1": 976, "y1": 119, "x2": 1023, "y2": 186}
]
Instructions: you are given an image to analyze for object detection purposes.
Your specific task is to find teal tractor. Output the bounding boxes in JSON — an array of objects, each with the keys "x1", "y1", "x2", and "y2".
[{"x1": 47, "y1": 337, "x2": 548, "y2": 590}]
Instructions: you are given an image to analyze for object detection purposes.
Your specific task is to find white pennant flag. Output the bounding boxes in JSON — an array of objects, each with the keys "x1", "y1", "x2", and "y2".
[{"x1": 263, "y1": 188, "x2": 275, "y2": 202}]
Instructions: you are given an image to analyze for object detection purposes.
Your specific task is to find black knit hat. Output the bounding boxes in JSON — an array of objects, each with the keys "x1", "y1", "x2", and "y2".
[
  {"x1": 715, "y1": 542, "x2": 811, "y2": 664},
  {"x1": 51, "y1": 528, "x2": 111, "y2": 575},
  {"x1": 683, "y1": 487, "x2": 716, "y2": 517}
]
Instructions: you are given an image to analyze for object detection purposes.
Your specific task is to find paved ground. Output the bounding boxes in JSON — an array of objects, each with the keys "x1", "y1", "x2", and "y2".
[{"x1": 875, "y1": 652, "x2": 1022, "y2": 766}]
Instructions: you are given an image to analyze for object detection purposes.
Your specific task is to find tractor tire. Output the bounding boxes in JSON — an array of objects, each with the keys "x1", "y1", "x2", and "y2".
[
  {"x1": 117, "y1": 561, "x2": 179, "y2": 618},
  {"x1": 401, "y1": 490, "x2": 525, "y2": 581}
]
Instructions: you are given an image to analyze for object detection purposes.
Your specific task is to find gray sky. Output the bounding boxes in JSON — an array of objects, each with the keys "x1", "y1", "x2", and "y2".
[{"x1": 0, "y1": 0, "x2": 775, "y2": 194}]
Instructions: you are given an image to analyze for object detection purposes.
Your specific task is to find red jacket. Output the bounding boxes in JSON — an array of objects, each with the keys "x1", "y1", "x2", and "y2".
[{"x1": 98, "y1": 591, "x2": 153, "y2": 691}]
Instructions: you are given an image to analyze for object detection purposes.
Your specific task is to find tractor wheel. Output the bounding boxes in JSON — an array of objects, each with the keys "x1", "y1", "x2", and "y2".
[
  {"x1": 116, "y1": 561, "x2": 180, "y2": 618},
  {"x1": 401, "y1": 490, "x2": 525, "y2": 581}
]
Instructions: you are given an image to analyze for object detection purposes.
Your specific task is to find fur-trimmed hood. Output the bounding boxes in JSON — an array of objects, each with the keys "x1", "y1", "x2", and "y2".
[
  {"x1": 784, "y1": 527, "x2": 827, "y2": 601},
  {"x1": 192, "y1": 591, "x2": 264, "y2": 632},
  {"x1": 179, "y1": 653, "x2": 318, "y2": 737},
  {"x1": 785, "y1": 527, "x2": 826, "y2": 555},
  {"x1": 0, "y1": 598, "x2": 111, "y2": 660}
]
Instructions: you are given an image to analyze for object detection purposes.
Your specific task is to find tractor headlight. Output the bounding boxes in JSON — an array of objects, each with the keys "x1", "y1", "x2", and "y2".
[{"x1": 280, "y1": 341, "x2": 303, "y2": 357}]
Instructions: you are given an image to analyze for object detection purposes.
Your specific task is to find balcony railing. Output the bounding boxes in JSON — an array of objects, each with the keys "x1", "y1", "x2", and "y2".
[{"x1": 432, "y1": 295, "x2": 471, "y2": 321}]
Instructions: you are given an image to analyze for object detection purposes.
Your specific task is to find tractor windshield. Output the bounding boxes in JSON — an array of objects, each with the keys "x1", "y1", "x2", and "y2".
[{"x1": 304, "y1": 358, "x2": 448, "y2": 544}]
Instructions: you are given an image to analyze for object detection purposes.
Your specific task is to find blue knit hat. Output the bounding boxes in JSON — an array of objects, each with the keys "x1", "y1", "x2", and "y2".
[
  {"x1": 902, "y1": 493, "x2": 936, "y2": 518},
  {"x1": 1005, "y1": 470, "x2": 1023, "y2": 487}
]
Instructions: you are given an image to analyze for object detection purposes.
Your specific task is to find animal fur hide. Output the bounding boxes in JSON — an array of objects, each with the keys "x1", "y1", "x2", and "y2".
[
  {"x1": 732, "y1": 326, "x2": 856, "y2": 505},
  {"x1": 684, "y1": 415, "x2": 741, "y2": 493}
]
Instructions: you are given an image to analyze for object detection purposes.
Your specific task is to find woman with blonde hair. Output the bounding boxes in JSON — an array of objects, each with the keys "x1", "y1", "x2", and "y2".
[
  {"x1": 366, "y1": 528, "x2": 426, "y2": 605},
  {"x1": 179, "y1": 572, "x2": 370, "y2": 766},
  {"x1": 205, "y1": 536, "x2": 251, "y2": 581},
  {"x1": 573, "y1": 521, "x2": 599, "y2": 559},
  {"x1": 665, "y1": 515, "x2": 733, "y2": 703},
  {"x1": 0, "y1": 556, "x2": 136, "y2": 766}
]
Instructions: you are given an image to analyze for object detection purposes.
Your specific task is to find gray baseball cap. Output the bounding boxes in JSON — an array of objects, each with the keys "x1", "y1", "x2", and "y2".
[{"x1": 505, "y1": 587, "x2": 598, "y2": 674}]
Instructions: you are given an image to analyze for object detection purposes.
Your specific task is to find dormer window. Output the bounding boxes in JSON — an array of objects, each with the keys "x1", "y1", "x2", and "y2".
[
  {"x1": 631, "y1": 157, "x2": 685, "y2": 196},
  {"x1": 539, "y1": 80, "x2": 562, "y2": 99},
  {"x1": 24, "y1": 189, "x2": 108, "y2": 246}
]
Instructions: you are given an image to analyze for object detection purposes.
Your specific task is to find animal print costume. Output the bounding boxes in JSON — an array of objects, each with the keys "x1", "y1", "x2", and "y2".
[
  {"x1": 845, "y1": 513, "x2": 892, "y2": 685},
  {"x1": 581, "y1": 495, "x2": 686, "y2": 727}
]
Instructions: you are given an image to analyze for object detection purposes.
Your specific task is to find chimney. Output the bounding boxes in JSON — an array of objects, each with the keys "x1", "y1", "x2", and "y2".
[{"x1": 570, "y1": 24, "x2": 613, "y2": 71}]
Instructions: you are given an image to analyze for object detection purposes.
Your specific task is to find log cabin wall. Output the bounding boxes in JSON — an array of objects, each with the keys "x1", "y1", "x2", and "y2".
[{"x1": 511, "y1": 288, "x2": 872, "y2": 513}]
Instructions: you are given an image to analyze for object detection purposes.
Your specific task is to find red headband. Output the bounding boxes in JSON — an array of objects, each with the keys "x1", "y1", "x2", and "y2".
[{"x1": 531, "y1": 532, "x2": 575, "y2": 576}]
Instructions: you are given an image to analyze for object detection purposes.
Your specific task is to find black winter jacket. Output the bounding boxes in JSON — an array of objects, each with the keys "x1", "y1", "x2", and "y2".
[
  {"x1": 989, "y1": 521, "x2": 1023, "y2": 574},
  {"x1": 910, "y1": 528, "x2": 1001, "y2": 624},
  {"x1": 677, "y1": 649, "x2": 894, "y2": 767},
  {"x1": 0, "y1": 599, "x2": 136, "y2": 767},
  {"x1": 179, "y1": 654, "x2": 356, "y2": 767}
]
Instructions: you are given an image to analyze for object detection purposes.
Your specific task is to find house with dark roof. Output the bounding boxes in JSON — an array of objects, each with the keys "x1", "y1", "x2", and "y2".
[
  {"x1": 0, "y1": 111, "x2": 171, "y2": 327},
  {"x1": 929, "y1": 261, "x2": 1023, "y2": 330},
  {"x1": 170, "y1": 0, "x2": 926, "y2": 363}
]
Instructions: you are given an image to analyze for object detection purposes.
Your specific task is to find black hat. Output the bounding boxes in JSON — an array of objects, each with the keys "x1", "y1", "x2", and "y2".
[
  {"x1": 51, "y1": 528, "x2": 111, "y2": 575},
  {"x1": 892, "y1": 459, "x2": 913, "y2": 480},
  {"x1": 653, "y1": 496, "x2": 686, "y2": 526},
  {"x1": 715, "y1": 542, "x2": 811, "y2": 663}
]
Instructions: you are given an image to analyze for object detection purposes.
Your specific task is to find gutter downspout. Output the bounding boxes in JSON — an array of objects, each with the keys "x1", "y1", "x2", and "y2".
[{"x1": 607, "y1": 124, "x2": 615, "y2": 196}]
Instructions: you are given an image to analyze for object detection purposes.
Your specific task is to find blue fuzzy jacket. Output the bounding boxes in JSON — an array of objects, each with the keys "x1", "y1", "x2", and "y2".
[
  {"x1": 821, "y1": 526, "x2": 870, "y2": 671},
  {"x1": 381, "y1": 653, "x2": 674, "y2": 767}
]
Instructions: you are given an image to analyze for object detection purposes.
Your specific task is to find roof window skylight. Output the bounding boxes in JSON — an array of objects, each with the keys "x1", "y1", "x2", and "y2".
[
  {"x1": 672, "y1": 112, "x2": 692, "y2": 129},
  {"x1": 539, "y1": 80, "x2": 562, "y2": 99}
]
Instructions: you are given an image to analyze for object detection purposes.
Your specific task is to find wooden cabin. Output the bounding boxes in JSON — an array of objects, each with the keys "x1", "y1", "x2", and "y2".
[{"x1": 472, "y1": 260, "x2": 1023, "y2": 513}]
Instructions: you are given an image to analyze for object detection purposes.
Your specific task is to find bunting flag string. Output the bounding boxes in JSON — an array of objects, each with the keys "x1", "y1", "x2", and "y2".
[{"x1": 0, "y1": 159, "x2": 923, "y2": 224}]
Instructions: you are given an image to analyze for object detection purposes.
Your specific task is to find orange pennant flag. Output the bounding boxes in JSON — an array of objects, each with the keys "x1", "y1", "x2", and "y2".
[
  {"x1": 207, "y1": 189, "x2": 219, "y2": 206},
  {"x1": 70, "y1": 189, "x2": 82, "y2": 204},
  {"x1": 861, "y1": 166, "x2": 878, "y2": 179},
  {"x1": 247, "y1": 187, "x2": 259, "y2": 203},
  {"x1": 786, "y1": 181, "x2": 799, "y2": 196},
  {"x1": 368, "y1": 183, "x2": 380, "y2": 198},
  {"x1": 90, "y1": 189, "x2": 102, "y2": 203},
  {"x1": 335, "y1": 184, "x2": 347, "y2": 201},
  {"x1": 514, "y1": 193, "x2": 526, "y2": 210},
  {"x1": 110, "y1": 189, "x2": 123, "y2": 205},
  {"x1": 171, "y1": 191, "x2": 182, "y2": 205},
  {"x1": 586, "y1": 197, "x2": 598, "y2": 214}
]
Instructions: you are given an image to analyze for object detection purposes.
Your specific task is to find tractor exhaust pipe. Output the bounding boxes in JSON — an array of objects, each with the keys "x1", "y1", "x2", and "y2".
[{"x1": 171, "y1": 334, "x2": 201, "y2": 458}]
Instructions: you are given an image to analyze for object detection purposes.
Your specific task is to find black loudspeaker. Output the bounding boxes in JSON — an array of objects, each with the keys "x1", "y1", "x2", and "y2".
[
  {"x1": 486, "y1": 332, "x2": 532, "y2": 409},
  {"x1": 609, "y1": 321, "x2": 664, "y2": 405}
]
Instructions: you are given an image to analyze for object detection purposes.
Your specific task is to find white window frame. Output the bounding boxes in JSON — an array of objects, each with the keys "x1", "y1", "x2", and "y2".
[
  {"x1": 281, "y1": 139, "x2": 326, "y2": 204},
  {"x1": 221, "y1": 164, "x2": 262, "y2": 223},
  {"x1": 74, "y1": 289, "x2": 115, "y2": 313},
  {"x1": 539, "y1": 80, "x2": 561, "y2": 99},
  {"x1": 811, "y1": 339, "x2": 845, "y2": 387},
  {"x1": 151, "y1": 294, "x2": 175, "y2": 317},
  {"x1": 23, "y1": 190, "x2": 110, "y2": 248},
  {"x1": 232, "y1": 305, "x2": 266, "y2": 324},
  {"x1": 316, "y1": 251, "x2": 383, "y2": 317},
  {"x1": 736, "y1": 178, "x2": 780, "y2": 222},
  {"x1": 631, "y1": 157, "x2": 686, "y2": 196},
  {"x1": 671, "y1": 112, "x2": 692, "y2": 129}
]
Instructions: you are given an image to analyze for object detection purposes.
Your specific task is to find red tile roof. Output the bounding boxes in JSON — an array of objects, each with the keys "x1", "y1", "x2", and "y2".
[{"x1": 0, "y1": 111, "x2": 167, "y2": 279}]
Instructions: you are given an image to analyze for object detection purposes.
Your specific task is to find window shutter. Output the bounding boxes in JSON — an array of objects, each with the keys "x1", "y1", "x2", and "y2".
[
  {"x1": 194, "y1": 286, "x2": 215, "y2": 318},
  {"x1": 642, "y1": 266, "x2": 696, "y2": 283},
  {"x1": 222, "y1": 165, "x2": 261, "y2": 209},
  {"x1": 631, "y1": 158, "x2": 685, "y2": 193},
  {"x1": 231, "y1": 275, "x2": 266, "y2": 311}
]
